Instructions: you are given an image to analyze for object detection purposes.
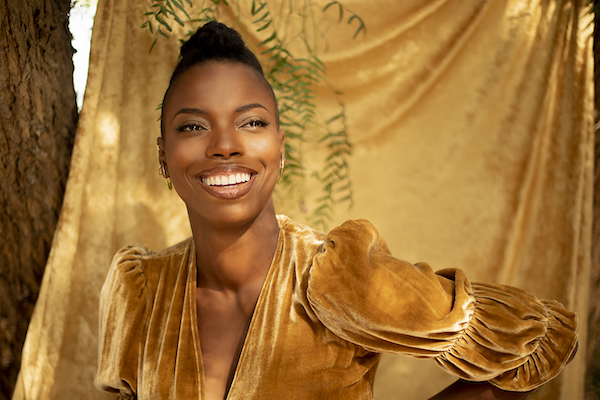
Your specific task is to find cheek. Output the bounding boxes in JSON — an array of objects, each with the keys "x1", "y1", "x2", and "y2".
[
  {"x1": 165, "y1": 139, "x2": 196, "y2": 172},
  {"x1": 245, "y1": 135, "x2": 282, "y2": 166}
]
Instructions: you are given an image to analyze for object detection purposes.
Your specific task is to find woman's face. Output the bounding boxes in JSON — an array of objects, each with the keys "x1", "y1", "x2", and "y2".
[{"x1": 159, "y1": 61, "x2": 284, "y2": 228}]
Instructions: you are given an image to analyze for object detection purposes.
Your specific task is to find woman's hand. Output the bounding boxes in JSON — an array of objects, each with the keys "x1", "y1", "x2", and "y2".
[{"x1": 428, "y1": 380, "x2": 536, "y2": 400}]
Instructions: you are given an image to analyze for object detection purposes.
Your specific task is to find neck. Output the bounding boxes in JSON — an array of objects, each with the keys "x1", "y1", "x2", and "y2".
[{"x1": 189, "y1": 207, "x2": 280, "y2": 292}]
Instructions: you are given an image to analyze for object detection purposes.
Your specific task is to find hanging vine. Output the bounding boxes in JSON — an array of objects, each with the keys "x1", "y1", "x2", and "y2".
[{"x1": 142, "y1": 0, "x2": 364, "y2": 230}]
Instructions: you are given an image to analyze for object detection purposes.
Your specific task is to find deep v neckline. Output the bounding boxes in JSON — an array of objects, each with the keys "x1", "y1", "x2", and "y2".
[{"x1": 189, "y1": 225, "x2": 285, "y2": 400}]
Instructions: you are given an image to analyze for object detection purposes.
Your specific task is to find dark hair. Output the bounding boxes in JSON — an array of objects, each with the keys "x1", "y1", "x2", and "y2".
[{"x1": 161, "y1": 21, "x2": 279, "y2": 134}]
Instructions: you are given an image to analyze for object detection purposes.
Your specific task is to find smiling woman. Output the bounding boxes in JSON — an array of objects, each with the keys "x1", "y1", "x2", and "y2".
[
  {"x1": 95, "y1": 22, "x2": 579, "y2": 400},
  {"x1": 159, "y1": 62, "x2": 284, "y2": 229}
]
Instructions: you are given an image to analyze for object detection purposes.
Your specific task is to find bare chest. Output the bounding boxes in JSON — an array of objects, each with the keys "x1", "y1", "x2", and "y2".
[{"x1": 195, "y1": 288, "x2": 259, "y2": 400}]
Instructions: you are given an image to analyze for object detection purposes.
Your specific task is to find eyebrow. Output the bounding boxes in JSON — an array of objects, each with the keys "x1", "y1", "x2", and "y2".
[
  {"x1": 172, "y1": 103, "x2": 270, "y2": 121},
  {"x1": 172, "y1": 108, "x2": 207, "y2": 121},
  {"x1": 235, "y1": 103, "x2": 270, "y2": 114}
]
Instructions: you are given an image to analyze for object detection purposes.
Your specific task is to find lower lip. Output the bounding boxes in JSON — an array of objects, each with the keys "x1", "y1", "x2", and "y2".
[{"x1": 197, "y1": 175, "x2": 255, "y2": 199}]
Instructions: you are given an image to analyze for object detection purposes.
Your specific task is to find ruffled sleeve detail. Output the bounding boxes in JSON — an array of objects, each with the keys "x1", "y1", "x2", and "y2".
[
  {"x1": 437, "y1": 282, "x2": 578, "y2": 391},
  {"x1": 96, "y1": 244, "x2": 152, "y2": 399},
  {"x1": 306, "y1": 219, "x2": 578, "y2": 391}
]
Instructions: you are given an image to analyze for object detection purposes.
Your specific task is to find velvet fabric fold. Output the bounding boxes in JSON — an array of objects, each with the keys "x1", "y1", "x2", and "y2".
[
  {"x1": 96, "y1": 216, "x2": 578, "y2": 399},
  {"x1": 96, "y1": 244, "x2": 150, "y2": 399}
]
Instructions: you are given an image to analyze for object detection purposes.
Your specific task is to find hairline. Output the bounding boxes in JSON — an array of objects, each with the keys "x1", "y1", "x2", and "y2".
[{"x1": 160, "y1": 60, "x2": 280, "y2": 137}]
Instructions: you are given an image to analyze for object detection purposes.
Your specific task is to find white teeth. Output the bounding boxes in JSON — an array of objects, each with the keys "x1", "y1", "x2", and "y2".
[{"x1": 202, "y1": 173, "x2": 251, "y2": 186}]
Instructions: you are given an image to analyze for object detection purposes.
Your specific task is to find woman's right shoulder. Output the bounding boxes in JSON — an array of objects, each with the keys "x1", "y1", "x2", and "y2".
[
  {"x1": 97, "y1": 241, "x2": 198, "y2": 394},
  {"x1": 106, "y1": 237, "x2": 194, "y2": 285}
]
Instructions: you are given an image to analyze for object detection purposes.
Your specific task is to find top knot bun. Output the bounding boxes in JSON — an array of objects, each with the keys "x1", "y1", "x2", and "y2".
[
  {"x1": 180, "y1": 21, "x2": 247, "y2": 61},
  {"x1": 161, "y1": 21, "x2": 279, "y2": 134}
]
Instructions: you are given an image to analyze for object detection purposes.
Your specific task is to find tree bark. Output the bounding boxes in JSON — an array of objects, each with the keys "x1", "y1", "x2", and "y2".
[{"x1": 0, "y1": 0, "x2": 77, "y2": 398}]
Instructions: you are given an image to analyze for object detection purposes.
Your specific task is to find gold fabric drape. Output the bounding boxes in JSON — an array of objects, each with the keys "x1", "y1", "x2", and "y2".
[{"x1": 12, "y1": 0, "x2": 593, "y2": 399}]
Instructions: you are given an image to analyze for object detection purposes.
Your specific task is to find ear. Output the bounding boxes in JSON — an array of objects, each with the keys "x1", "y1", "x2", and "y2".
[
  {"x1": 157, "y1": 137, "x2": 168, "y2": 174},
  {"x1": 278, "y1": 129, "x2": 286, "y2": 157}
]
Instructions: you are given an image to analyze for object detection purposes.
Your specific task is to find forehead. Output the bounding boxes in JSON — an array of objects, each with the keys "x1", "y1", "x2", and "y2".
[{"x1": 163, "y1": 62, "x2": 274, "y2": 113}]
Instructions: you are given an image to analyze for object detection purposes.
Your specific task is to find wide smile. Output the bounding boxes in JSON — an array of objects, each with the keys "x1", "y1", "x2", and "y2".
[
  {"x1": 196, "y1": 166, "x2": 257, "y2": 199},
  {"x1": 200, "y1": 172, "x2": 251, "y2": 187}
]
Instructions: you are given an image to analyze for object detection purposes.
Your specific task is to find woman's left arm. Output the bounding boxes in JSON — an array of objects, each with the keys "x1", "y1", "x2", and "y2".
[{"x1": 307, "y1": 219, "x2": 578, "y2": 392}]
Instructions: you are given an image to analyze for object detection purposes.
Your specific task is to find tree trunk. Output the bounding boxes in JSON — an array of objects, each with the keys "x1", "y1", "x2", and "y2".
[{"x1": 0, "y1": 0, "x2": 77, "y2": 398}]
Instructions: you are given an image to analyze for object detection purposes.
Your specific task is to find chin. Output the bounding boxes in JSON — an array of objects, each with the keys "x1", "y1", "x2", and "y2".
[{"x1": 188, "y1": 198, "x2": 277, "y2": 230}]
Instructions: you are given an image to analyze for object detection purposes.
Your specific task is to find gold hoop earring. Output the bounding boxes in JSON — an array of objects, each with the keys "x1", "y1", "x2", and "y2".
[
  {"x1": 277, "y1": 155, "x2": 286, "y2": 182},
  {"x1": 158, "y1": 163, "x2": 173, "y2": 190}
]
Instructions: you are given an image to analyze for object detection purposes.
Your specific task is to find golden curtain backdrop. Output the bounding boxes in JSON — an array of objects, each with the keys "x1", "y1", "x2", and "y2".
[{"x1": 12, "y1": 0, "x2": 593, "y2": 399}]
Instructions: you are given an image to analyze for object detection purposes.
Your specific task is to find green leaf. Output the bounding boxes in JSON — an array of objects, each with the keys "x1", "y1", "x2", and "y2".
[
  {"x1": 314, "y1": 203, "x2": 333, "y2": 213},
  {"x1": 155, "y1": 15, "x2": 173, "y2": 31},
  {"x1": 257, "y1": 20, "x2": 272, "y2": 31},
  {"x1": 172, "y1": 13, "x2": 184, "y2": 26},
  {"x1": 171, "y1": 0, "x2": 191, "y2": 18},
  {"x1": 260, "y1": 46, "x2": 278, "y2": 55},
  {"x1": 323, "y1": 1, "x2": 343, "y2": 22},
  {"x1": 326, "y1": 113, "x2": 343, "y2": 124},
  {"x1": 349, "y1": 16, "x2": 366, "y2": 38},
  {"x1": 251, "y1": 1, "x2": 267, "y2": 16},
  {"x1": 253, "y1": 11, "x2": 270, "y2": 23},
  {"x1": 165, "y1": 1, "x2": 176, "y2": 14},
  {"x1": 149, "y1": 37, "x2": 158, "y2": 52},
  {"x1": 335, "y1": 183, "x2": 351, "y2": 192},
  {"x1": 258, "y1": 31, "x2": 277, "y2": 47}
]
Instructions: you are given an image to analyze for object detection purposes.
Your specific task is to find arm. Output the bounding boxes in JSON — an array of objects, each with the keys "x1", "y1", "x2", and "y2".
[
  {"x1": 307, "y1": 219, "x2": 578, "y2": 392},
  {"x1": 96, "y1": 244, "x2": 150, "y2": 397},
  {"x1": 429, "y1": 380, "x2": 535, "y2": 400}
]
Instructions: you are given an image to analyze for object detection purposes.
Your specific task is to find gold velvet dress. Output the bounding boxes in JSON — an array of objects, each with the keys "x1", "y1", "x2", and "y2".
[{"x1": 96, "y1": 216, "x2": 578, "y2": 399}]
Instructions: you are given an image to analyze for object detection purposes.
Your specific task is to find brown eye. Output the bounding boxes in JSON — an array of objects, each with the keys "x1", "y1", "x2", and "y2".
[
  {"x1": 242, "y1": 118, "x2": 269, "y2": 128},
  {"x1": 177, "y1": 123, "x2": 206, "y2": 132}
]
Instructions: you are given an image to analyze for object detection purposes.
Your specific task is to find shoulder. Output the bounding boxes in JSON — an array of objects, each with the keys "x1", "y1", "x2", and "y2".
[
  {"x1": 276, "y1": 216, "x2": 391, "y2": 282},
  {"x1": 102, "y1": 244, "x2": 152, "y2": 298},
  {"x1": 103, "y1": 238, "x2": 194, "y2": 297},
  {"x1": 277, "y1": 215, "x2": 381, "y2": 242},
  {"x1": 277, "y1": 214, "x2": 327, "y2": 244},
  {"x1": 112, "y1": 237, "x2": 193, "y2": 270},
  {"x1": 317, "y1": 218, "x2": 391, "y2": 261},
  {"x1": 276, "y1": 215, "x2": 386, "y2": 258}
]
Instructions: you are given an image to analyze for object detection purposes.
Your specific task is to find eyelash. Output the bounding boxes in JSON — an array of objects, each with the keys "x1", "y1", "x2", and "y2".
[
  {"x1": 242, "y1": 118, "x2": 269, "y2": 128},
  {"x1": 176, "y1": 123, "x2": 206, "y2": 132},
  {"x1": 175, "y1": 118, "x2": 269, "y2": 132}
]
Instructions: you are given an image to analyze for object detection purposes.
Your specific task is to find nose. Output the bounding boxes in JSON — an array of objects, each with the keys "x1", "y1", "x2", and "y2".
[{"x1": 205, "y1": 125, "x2": 244, "y2": 159}]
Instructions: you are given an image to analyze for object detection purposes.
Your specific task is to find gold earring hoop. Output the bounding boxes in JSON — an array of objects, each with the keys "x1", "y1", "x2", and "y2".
[
  {"x1": 158, "y1": 163, "x2": 173, "y2": 190},
  {"x1": 277, "y1": 155, "x2": 286, "y2": 182}
]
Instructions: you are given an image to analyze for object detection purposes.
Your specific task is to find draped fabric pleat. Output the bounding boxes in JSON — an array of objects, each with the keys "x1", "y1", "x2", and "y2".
[{"x1": 12, "y1": 0, "x2": 593, "y2": 399}]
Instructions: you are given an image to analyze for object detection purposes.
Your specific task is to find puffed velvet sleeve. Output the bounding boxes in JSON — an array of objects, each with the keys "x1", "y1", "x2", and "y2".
[
  {"x1": 96, "y1": 244, "x2": 151, "y2": 399},
  {"x1": 307, "y1": 220, "x2": 578, "y2": 391}
]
